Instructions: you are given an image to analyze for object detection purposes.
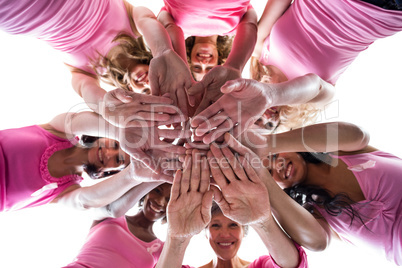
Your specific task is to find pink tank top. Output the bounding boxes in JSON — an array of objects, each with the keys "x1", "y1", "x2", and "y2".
[
  {"x1": 162, "y1": 0, "x2": 252, "y2": 36},
  {"x1": 315, "y1": 151, "x2": 402, "y2": 265},
  {"x1": 260, "y1": 0, "x2": 402, "y2": 84},
  {"x1": 0, "y1": 125, "x2": 82, "y2": 212},
  {"x1": 63, "y1": 216, "x2": 163, "y2": 268},
  {"x1": 0, "y1": 0, "x2": 136, "y2": 73}
]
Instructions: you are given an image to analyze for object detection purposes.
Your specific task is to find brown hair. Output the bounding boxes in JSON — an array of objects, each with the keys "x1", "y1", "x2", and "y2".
[
  {"x1": 92, "y1": 33, "x2": 153, "y2": 92},
  {"x1": 185, "y1": 35, "x2": 233, "y2": 67}
]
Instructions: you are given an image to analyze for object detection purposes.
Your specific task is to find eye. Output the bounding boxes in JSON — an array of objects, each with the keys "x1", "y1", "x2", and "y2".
[
  {"x1": 229, "y1": 223, "x2": 239, "y2": 228},
  {"x1": 114, "y1": 141, "x2": 119, "y2": 149},
  {"x1": 211, "y1": 223, "x2": 220, "y2": 228},
  {"x1": 192, "y1": 65, "x2": 201, "y2": 72}
]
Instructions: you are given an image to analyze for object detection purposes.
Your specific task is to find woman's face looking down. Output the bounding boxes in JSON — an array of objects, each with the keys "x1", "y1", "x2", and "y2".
[
  {"x1": 206, "y1": 212, "x2": 244, "y2": 261},
  {"x1": 190, "y1": 42, "x2": 218, "y2": 81}
]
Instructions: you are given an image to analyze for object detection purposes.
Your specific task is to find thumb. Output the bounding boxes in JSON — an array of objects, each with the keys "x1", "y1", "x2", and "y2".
[
  {"x1": 187, "y1": 81, "x2": 205, "y2": 96},
  {"x1": 221, "y1": 79, "x2": 244, "y2": 94}
]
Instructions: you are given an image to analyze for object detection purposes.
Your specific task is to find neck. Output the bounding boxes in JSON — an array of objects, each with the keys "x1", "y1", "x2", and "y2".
[
  {"x1": 126, "y1": 211, "x2": 155, "y2": 232},
  {"x1": 194, "y1": 35, "x2": 218, "y2": 45},
  {"x1": 47, "y1": 146, "x2": 86, "y2": 178},
  {"x1": 207, "y1": 255, "x2": 248, "y2": 268}
]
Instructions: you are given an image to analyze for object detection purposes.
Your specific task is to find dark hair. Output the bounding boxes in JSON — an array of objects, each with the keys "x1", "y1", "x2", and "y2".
[
  {"x1": 81, "y1": 135, "x2": 125, "y2": 180},
  {"x1": 284, "y1": 152, "x2": 367, "y2": 226},
  {"x1": 185, "y1": 35, "x2": 233, "y2": 67}
]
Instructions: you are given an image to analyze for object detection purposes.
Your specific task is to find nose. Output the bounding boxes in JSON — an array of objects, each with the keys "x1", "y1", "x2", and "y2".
[
  {"x1": 104, "y1": 148, "x2": 120, "y2": 167},
  {"x1": 154, "y1": 195, "x2": 168, "y2": 208},
  {"x1": 219, "y1": 227, "x2": 231, "y2": 238},
  {"x1": 200, "y1": 58, "x2": 210, "y2": 64}
]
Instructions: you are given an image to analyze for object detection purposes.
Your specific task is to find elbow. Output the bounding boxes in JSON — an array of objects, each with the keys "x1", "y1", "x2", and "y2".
[{"x1": 339, "y1": 121, "x2": 370, "y2": 151}]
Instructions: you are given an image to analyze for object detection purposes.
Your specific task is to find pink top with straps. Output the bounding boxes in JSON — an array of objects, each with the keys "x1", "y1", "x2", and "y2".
[
  {"x1": 0, "y1": 0, "x2": 136, "y2": 73},
  {"x1": 260, "y1": 0, "x2": 402, "y2": 84},
  {"x1": 0, "y1": 125, "x2": 82, "y2": 212},
  {"x1": 63, "y1": 216, "x2": 164, "y2": 268},
  {"x1": 315, "y1": 151, "x2": 402, "y2": 265},
  {"x1": 162, "y1": 0, "x2": 252, "y2": 36}
]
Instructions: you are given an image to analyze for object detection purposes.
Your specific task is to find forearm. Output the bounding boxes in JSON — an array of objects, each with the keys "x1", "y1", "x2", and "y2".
[
  {"x1": 155, "y1": 235, "x2": 192, "y2": 268},
  {"x1": 56, "y1": 166, "x2": 142, "y2": 210},
  {"x1": 262, "y1": 175, "x2": 330, "y2": 251},
  {"x1": 251, "y1": 215, "x2": 299, "y2": 268},
  {"x1": 49, "y1": 111, "x2": 120, "y2": 141},
  {"x1": 92, "y1": 181, "x2": 163, "y2": 220},
  {"x1": 71, "y1": 72, "x2": 106, "y2": 114},
  {"x1": 253, "y1": 0, "x2": 292, "y2": 58},
  {"x1": 133, "y1": 7, "x2": 174, "y2": 57},
  {"x1": 267, "y1": 122, "x2": 370, "y2": 154},
  {"x1": 268, "y1": 73, "x2": 335, "y2": 108},
  {"x1": 158, "y1": 11, "x2": 188, "y2": 63},
  {"x1": 224, "y1": 9, "x2": 258, "y2": 71}
]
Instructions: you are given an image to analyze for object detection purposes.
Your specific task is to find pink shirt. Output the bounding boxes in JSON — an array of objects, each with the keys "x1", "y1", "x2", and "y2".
[
  {"x1": 0, "y1": 125, "x2": 82, "y2": 212},
  {"x1": 182, "y1": 243, "x2": 307, "y2": 268},
  {"x1": 315, "y1": 151, "x2": 402, "y2": 265},
  {"x1": 260, "y1": 0, "x2": 402, "y2": 84},
  {"x1": 0, "y1": 0, "x2": 136, "y2": 74},
  {"x1": 162, "y1": 0, "x2": 252, "y2": 36},
  {"x1": 63, "y1": 216, "x2": 163, "y2": 268}
]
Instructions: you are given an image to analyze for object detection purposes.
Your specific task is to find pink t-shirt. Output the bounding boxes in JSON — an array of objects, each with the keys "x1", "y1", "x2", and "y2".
[
  {"x1": 315, "y1": 151, "x2": 402, "y2": 265},
  {"x1": 63, "y1": 216, "x2": 164, "y2": 268},
  {"x1": 260, "y1": 0, "x2": 402, "y2": 84},
  {"x1": 182, "y1": 242, "x2": 307, "y2": 268},
  {"x1": 0, "y1": 0, "x2": 136, "y2": 73},
  {"x1": 162, "y1": 0, "x2": 252, "y2": 36},
  {"x1": 0, "y1": 125, "x2": 82, "y2": 212}
]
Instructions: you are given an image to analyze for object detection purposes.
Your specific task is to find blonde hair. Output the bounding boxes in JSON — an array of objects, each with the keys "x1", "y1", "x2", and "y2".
[
  {"x1": 92, "y1": 33, "x2": 153, "y2": 92},
  {"x1": 250, "y1": 57, "x2": 320, "y2": 132}
]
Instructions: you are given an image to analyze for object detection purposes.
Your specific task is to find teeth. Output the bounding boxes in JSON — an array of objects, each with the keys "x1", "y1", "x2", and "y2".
[
  {"x1": 198, "y1": 53, "x2": 211, "y2": 58},
  {"x1": 150, "y1": 203, "x2": 163, "y2": 213},
  {"x1": 286, "y1": 163, "x2": 292, "y2": 178},
  {"x1": 98, "y1": 148, "x2": 103, "y2": 163},
  {"x1": 137, "y1": 72, "x2": 147, "y2": 82},
  {"x1": 218, "y1": 242, "x2": 232, "y2": 246}
]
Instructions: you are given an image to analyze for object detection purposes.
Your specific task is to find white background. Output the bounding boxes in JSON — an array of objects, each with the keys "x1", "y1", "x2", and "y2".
[{"x1": 0, "y1": 0, "x2": 401, "y2": 267}]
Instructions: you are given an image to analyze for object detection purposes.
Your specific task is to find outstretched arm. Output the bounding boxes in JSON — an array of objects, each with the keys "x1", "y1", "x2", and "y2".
[
  {"x1": 191, "y1": 73, "x2": 335, "y2": 144},
  {"x1": 241, "y1": 121, "x2": 371, "y2": 158},
  {"x1": 253, "y1": 0, "x2": 292, "y2": 58},
  {"x1": 208, "y1": 143, "x2": 302, "y2": 268},
  {"x1": 156, "y1": 151, "x2": 214, "y2": 268},
  {"x1": 223, "y1": 134, "x2": 331, "y2": 251}
]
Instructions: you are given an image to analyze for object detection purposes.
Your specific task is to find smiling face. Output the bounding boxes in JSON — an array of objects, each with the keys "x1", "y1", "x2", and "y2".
[
  {"x1": 190, "y1": 42, "x2": 218, "y2": 81},
  {"x1": 87, "y1": 138, "x2": 129, "y2": 175},
  {"x1": 142, "y1": 184, "x2": 172, "y2": 222},
  {"x1": 129, "y1": 63, "x2": 150, "y2": 91},
  {"x1": 265, "y1": 153, "x2": 308, "y2": 188},
  {"x1": 206, "y1": 212, "x2": 244, "y2": 261}
]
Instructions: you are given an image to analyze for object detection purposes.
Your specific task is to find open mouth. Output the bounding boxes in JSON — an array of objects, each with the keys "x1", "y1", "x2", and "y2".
[
  {"x1": 135, "y1": 72, "x2": 148, "y2": 84},
  {"x1": 217, "y1": 242, "x2": 235, "y2": 248},
  {"x1": 285, "y1": 162, "x2": 293, "y2": 179},
  {"x1": 149, "y1": 202, "x2": 164, "y2": 214},
  {"x1": 197, "y1": 53, "x2": 212, "y2": 58},
  {"x1": 97, "y1": 147, "x2": 104, "y2": 165}
]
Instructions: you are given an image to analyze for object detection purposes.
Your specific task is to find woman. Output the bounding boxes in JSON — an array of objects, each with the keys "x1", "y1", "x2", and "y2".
[
  {"x1": 225, "y1": 122, "x2": 402, "y2": 266},
  {"x1": 192, "y1": 0, "x2": 402, "y2": 137},
  {"x1": 0, "y1": 110, "x2": 186, "y2": 212},
  {"x1": 0, "y1": 0, "x2": 192, "y2": 125},
  {"x1": 156, "y1": 150, "x2": 308, "y2": 268},
  {"x1": 63, "y1": 182, "x2": 172, "y2": 268},
  {"x1": 157, "y1": 0, "x2": 258, "y2": 116}
]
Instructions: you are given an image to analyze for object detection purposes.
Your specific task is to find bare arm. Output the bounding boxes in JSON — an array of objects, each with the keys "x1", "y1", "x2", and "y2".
[
  {"x1": 224, "y1": 8, "x2": 258, "y2": 72},
  {"x1": 253, "y1": 0, "x2": 292, "y2": 58},
  {"x1": 52, "y1": 165, "x2": 142, "y2": 210},
  {"x1": 157, "y1": 10, "x2": 188, "y2": 63}
]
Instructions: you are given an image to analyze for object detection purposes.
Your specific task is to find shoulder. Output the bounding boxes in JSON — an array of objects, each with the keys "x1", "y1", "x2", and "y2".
[
  {"x1": 335, "y1": 145, "x2": 378, "y2": 156},
  {"x1": 38, "y1": 124, "x2": 69, "y2": 139}
]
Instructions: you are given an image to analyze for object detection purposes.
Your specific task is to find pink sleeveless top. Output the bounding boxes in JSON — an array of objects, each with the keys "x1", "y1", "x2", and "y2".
[
  {"x1": 63, "y1": 216, "x2": 163, "y2": 268},
  {"x1": 0, "y1": 125, "x2": 82, "y2": 212},
  {"x1": 260, "y1": 0, "x2": 402, "y2": 84},
  {"x1": 0, "y1": 0, "x2": 136, "y2": 73},
  {"x1": 315, "y1": 151, "x2": 402, "y2": 265},
  {"x1": 162, "y1": 0, "x2": 252, "y2": 36},
  {"x1": 182, "y1": 243, "x2": 307, "y2": 268}
]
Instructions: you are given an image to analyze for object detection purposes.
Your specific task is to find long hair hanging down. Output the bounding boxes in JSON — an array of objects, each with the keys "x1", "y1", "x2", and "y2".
[{"x1": 284, "y1": 152, "x2": 367, "y2": 227}]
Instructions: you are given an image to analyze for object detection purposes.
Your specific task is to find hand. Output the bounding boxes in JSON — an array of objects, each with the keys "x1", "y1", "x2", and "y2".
[
  {"x1": 101, "y1": 88, "x2": 184, "y2": 128},
  {"x1": 119, "y1": 126, "x2": 191, "y2": 173},
  {"x1": 149, "y1": 49, "x2": 194, "y2": 116},
  {"x1": 130, "y1": 154, "x2": 181, "y2": 183},
  {"x1": 191, "y1": 78, "x2": 271, "y2": 144},
  {"x1": 167, "y1": 151, "x2": 214, "y2": 237},
  {"x1": 207, "y1": 139, "x2": 271, "y2": 225},
  {"x1": 188, "y1": 65, "x2": 242, "y2": 116}
]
